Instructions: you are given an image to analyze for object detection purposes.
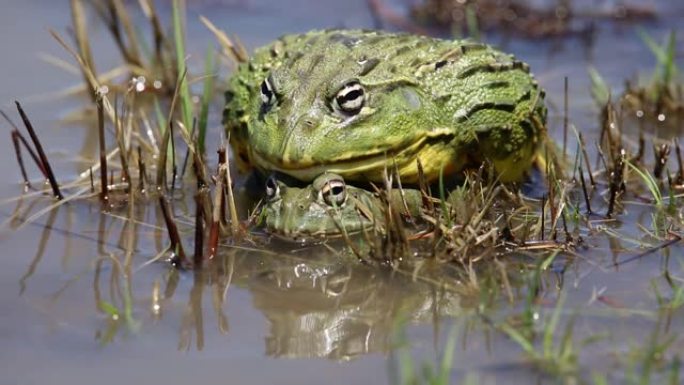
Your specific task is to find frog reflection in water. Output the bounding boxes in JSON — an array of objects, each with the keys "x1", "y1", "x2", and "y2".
[
  {"x1": 259, "y1": 173, "x2": 423, "y2": 241},
  {"x1": 246, "y1": 256, "x2": 462, "y2": 360}
]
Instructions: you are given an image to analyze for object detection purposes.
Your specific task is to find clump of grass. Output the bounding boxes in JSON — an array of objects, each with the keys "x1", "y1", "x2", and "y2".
[
  {"x1": 497, "y1": 295, "x2": 581, "y2": 378},
  {"x1": 389, "y1": 320, "x2": 459, "y2": 385},
  {"x1": 618, "y1": 315, "x2": 682, "y2": 385},
  {"x1": 4, "y1": 0, "x2": 249, "y2": 271},
  {"x1": 2, "y1": 105, "x2": 62, "y2": 198},
  {"x1": 623, "y1": 31, "x2": 683, "y2": 120},
  {"x1": 409, "y1": 0, "x2": 655, "y2": 39},
  {"x1": 337, "y1": 154, "x2": 575, "y2": 272},
  {"x1": 591, "y1": 30, "x2": 683, "y2": 127}
]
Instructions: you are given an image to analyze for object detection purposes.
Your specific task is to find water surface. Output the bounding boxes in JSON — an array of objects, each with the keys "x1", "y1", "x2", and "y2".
[{"x1": 1, "y1": 1, "x2": 683, "y2": 384}]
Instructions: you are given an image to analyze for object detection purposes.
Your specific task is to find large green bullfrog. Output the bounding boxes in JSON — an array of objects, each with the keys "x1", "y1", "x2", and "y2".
[
  {"x1": 259, "y1": 173, "x2": 422, "y2": 241},
  {"x1": 224, "y1": 29, "x2": 546, "y2": 184}
]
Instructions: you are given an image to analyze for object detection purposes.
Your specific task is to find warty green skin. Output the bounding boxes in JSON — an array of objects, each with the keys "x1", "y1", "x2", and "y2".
[
  {"x1": 224, "y1": 29, "x2": 546, "y2": 184},
  {"x1": 259, "y1": 174, "x2": 422, "y2": 242}
]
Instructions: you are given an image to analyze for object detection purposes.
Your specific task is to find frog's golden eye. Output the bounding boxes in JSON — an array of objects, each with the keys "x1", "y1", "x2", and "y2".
[
  {"x1": 332, "y1": 81, "x2": 365, "y2": 115},
  {"x1": 265, "y1": 175, "x2": 280, "y2": 200},
  {"x1": 318, "y1": 175, "x2": 347, "y2": 207},
  {"x1": 260, "y1": 77, "x2": 276, "y2": 106}
]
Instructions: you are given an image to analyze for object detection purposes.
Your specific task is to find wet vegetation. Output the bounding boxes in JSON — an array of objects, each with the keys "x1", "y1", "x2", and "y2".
[
  {"x1": 2, "y1": 0, "x2": 684, "y2": 384},
  {"x1": 374, "y1": 0, "x2": 657, "y2": 39}
]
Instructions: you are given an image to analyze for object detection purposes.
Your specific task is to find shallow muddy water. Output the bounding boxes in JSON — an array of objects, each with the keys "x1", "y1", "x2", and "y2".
[{"x1": 1, "y1": 1, "x2": 683, "y2": 384}]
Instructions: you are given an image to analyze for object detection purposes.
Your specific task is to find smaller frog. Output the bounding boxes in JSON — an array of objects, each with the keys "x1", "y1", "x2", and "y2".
[{"x1": 259, "y1": 173, "x2": 423, "y2": 241}]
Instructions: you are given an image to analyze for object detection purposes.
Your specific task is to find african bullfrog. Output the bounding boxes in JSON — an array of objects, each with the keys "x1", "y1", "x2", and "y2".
[
  {"x1": 224, "y1": 29, "x2": 546, "y2": 184},
  {"x1": 258, "y1": 173, "x2": 423, "y2": 241}
]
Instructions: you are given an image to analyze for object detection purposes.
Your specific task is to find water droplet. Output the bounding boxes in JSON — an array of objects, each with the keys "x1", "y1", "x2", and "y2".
[
  {"x1": 636, "y1": 110, "x2": 644, "y2": 118},
  {"x1": 658, "y1": 113, "x2": 666, "y2": 122},
  {"x1": 133, "y1": 76, "x2": 146, "y2": 93},
  {"x1": 153, "y1": 80, "x2": 162, "y2": 89}
]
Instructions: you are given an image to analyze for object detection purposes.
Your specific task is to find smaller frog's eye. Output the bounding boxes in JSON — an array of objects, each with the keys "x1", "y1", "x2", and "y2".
[
  {"x1": 333, "y1": 81, "x2": 365, "y2": 115},
  {"x1": 260, "y1": 77, "x2": 276, "y2": 106},
  {"x1": 265, "y1": 175, "x2": 280, "y2": 200},
  {"x1": 320, "y1": 176, "x2": 347, "y2": 207}
]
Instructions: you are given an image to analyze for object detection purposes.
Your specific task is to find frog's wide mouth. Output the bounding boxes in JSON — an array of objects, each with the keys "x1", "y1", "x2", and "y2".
[
  {"x1": 265, "y1": 214, "x2": 373, "y2": 242},
  {"x1": 266, "y1": 225, "x2": 359, "y2": 243},
  {"x1": 251, "y1": 131, "x2": 456, "y2": 182}
]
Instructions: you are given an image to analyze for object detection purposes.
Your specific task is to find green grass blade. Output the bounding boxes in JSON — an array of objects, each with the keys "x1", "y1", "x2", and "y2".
[
  {"x1": 499, "y1": 322, "x2": 536, "y2": 356},
  {"x1": 669, "y1": 356, "x2": 681, "y2": 385},
  {"x1": 99, "y1": 300, "x2": 120, "y2": 317},
  {"x1": 540, "y1": 250, "x2": 560, "y2": 271},
  {"x1": 588, "y1": 66, "x2": 610, "y2": 106},
  {"x1": 591, "y1": 372, "x2": 609, "y2": 385},
  {"x1": 437, "y1": 325, "x2": 458, "y2": 385},
  {"x1": 663, "y1": 31, "x2": 677, "y2": 85},
  {"x1": 625, "y1": 160, "x2": 663, "y2": 206},
  {"x1": 172, "y1": 0, "x2": 193, "y2": 135},
  {"x1": 465, "y1": 5, "x2": 480, "y2": 42},
  {"x1": 638, "y1": 28, "x2": 668, "y2": 67},
  {"x1": 198, "y1": 45, "x2": 215, "y2": 155},
  {"x1": 543, "y1": 294, "x2": 564, "y2": 358},
  {"x1": 438, "y1": 167, "x2": 451, "y2": 228}
]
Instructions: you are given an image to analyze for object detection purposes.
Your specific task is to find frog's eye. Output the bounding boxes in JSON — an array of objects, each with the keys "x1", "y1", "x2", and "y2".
[
  {"x1": 265, "y1": 175, "x2": 280, "y2": 200},
  {"x1": 319, "y1": 175, "x2": 347, "y2": 207},
  {"x1": 260, "y1": 77, "x2": 276, "y2": 106},
  {"x1": 333, "y1": 81, "x2": 365, "y2": 115}
]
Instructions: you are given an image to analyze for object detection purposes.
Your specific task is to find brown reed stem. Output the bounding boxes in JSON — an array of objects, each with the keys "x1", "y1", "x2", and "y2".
[
  {"x1": 3, "y1": 110, "x2": 46, "y2": 179},
  {"x1": 159, "y1": 194, "x2": 189, "y2": 268},
  {"x1": 675, "y1": 138, "x2": 684, "y2": 185},
  {"x1": 223, "y1": 151, "x2": 240, "y2": 236},
  {"x1": 653, "y1": 143, "x2": 670, "y2": 179},
  {"x1": 207, "y1": 170, "x2": 223, "y2": 260},
  {"x1": 193, "y1": 192, "x2": 205, "y2": 267},
  {"x1": 606, "y1": 149, "x2": 626, "y2": 217},
  {"x1": 540, "y1": 195, "x2": 546, "y2": 241},
  {"x1": 156, "y1": 122, "x2": 172, "y2": 191},
  {"x1": 579, "y1": 164, "x2": 592, "y2": 214},
  {"x1": 15, "y1": 102, "x2": 63, "y2": 200},
  {"x1": 137, "y1": 146, "x2": 147, "y2": 193},
  {"x1": 10, "y1": 131, "x2": 34, "y2": 190},
  {"x1": 563, "y1": 76, "x2": 568, "y2": 160},
  {"x1": 578, "y1": 132, "x2": 594, "y2": 186},
  {"x1": 97, "y1": 96, "x2": 109, "y2": 204}
]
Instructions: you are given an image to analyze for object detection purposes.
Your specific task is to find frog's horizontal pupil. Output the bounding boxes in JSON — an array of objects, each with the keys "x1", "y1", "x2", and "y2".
[
  {"x1": 336, "y1": 83, "x2": 364, "y2": 113},
  {"x1": 340, "y1": 89, "x2": 362, "y2": 102},
  {"x1": 322, "y1": 180, "x2": 346, "y2": 206},
  {"x1": 330, "y1": 185, "x2": 344, "y2": 196}
]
